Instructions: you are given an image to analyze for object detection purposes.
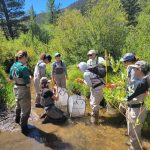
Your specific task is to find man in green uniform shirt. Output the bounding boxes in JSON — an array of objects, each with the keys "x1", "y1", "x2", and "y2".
[{"x1": 10, "y1": 51, "x2": 31, "y2": 134}]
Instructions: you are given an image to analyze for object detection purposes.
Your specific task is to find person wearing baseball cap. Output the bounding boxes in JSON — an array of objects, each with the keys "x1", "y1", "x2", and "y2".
[
  {"x1": 119, "y1": 53, "x2": 138, "y2": 137},
  {"x1": 33, "y1": 53, "x2": 52, "y2": 108},
  {"x1": 10, "y1": 50, "x2": 31, "y2": 134},
  {"x1": 124, "y1": 60, "x2": 149, "y2": 150},
  {"x1": 52, "y1": 52, "x2": 68, "y2": 88}
]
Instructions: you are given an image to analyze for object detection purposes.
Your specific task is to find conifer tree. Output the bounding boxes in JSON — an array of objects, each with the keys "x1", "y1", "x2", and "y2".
[
  {"x1": 0, "y1": 0, "x2": 27, "y2": 39},
  {"x1": 121, "y1": 0, "x2": 141, "y2": 26}
]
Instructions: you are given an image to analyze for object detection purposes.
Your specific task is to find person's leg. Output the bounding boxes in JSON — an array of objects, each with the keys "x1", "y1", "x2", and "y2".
[
  {"x1": 60, "y1": 74, "x2": 66, "y2": 88},
  {"x1": 128, "y1": 107, "x2": 146, "y2": 150},
  {"x1": 90, "y1": 88, "x2": 103, "y2": 124},
  {"x1": 34, "y1": 78, "x2": 41, "y2": 106},
  {"x1": 20, "y1": 88, "x2": 31, "y2": 133},
  {"x1": 55, "y1": 75, "x2": 61, "y2": 87},
  {"x1": 13, "y1": 86, "x2": 21, "y2": 124}
]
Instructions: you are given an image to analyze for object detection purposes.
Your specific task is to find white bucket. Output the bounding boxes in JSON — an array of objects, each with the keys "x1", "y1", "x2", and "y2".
[
  {"x1": 68, "y1": 95, "x2": 86, "y2": 118},
  {"x1": 55, "y1": 87, "x2": 69, "y2": 108}
]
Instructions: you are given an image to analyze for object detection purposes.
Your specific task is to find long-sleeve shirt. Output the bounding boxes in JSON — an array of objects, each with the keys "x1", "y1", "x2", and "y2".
[{"x1": 34, "y1": 60, "x2": 46, "y2": 79}]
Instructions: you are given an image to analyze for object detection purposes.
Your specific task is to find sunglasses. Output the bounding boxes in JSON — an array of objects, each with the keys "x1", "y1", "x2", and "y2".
[{"x1": 88, "y1": 54, "x2": 93, "y2": 57}]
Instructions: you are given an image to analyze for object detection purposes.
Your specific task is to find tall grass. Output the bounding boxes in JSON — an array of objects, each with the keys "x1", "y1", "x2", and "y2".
[{"x1": 0, "y1": 68, "x2": 15, "y2": 108}]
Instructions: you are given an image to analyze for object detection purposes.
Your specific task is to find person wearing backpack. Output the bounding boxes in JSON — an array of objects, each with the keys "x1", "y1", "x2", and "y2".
[
  {"x1": 78, "y1": 62, "x2": 105, "y2": 124},
  {"x1": 123, "y1": 60, "x2": 149, "y2": 150},
  {"x1": 9, "y1": 51, "x2": 31, "y2": 134},
  {"x1": 39, "y1": 77, "x2": 67, "y2": 124},
  {"x1": 52, "y1": 53, "x2": 68, "y2": 88},
  {"x1": 87, "y1": 49, "x2": 106, "y2": 108},
  {"x1": 87, "y1": 49, "x2": 105, "y2": 67},
  {"x1": 33, "y1": 53, "x2": 52, "y2": 108}
]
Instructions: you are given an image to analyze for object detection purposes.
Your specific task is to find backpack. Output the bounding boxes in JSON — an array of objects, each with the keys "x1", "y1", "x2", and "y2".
[
  {"x1": 88, "y1": 66, "x2": 106, "y2": 78},
  {"x1": 54, "y1": 60, "x2": 64, "y2": 74}
]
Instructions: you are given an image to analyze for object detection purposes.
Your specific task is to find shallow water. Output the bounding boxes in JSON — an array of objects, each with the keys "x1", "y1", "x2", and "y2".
[{"x1": 0, "y1": 85, "x2": 150, "y2": 150}]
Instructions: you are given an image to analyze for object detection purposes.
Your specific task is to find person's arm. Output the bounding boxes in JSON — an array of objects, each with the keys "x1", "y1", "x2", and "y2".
[
  {"x1": 127, "y1": 78, "x2": 149, "y2": 101},
  {"x1": 63, "y1": 62, "x2": 68, "y2": 77},
  {"x1": 84, "y1": 73, "x2": 93, "y2": 87},
  {"x1": 52, "y1": 63, "x2": 55, "y2": 81},
  {"x1": 52, "y1": 86, "x2": 59, "y2": 101},
  {"x1": 22, "y1": 66, "x2": 30, "y2": 84}
]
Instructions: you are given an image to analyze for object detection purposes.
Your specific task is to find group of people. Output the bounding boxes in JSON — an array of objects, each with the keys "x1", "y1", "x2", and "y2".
[{"x1": 9, "y1": 49, "x2": 150, "y2": 150}]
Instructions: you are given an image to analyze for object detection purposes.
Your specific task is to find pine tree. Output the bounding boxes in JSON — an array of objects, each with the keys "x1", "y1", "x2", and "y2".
[
  {"x1": 121, "y1": 0, "x2": 142, "y2": 26},
  {"x1": 0, "y1": 0, "x2": 27, "y2": 39},
  {"x1": 47, "y1": 0, "x2": 60, "y2": 24}
]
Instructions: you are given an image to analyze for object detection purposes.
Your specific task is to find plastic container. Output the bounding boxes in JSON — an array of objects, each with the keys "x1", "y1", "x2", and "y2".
[{"x1": 68, "y1": 94, "x2": 86, "y2": 118}]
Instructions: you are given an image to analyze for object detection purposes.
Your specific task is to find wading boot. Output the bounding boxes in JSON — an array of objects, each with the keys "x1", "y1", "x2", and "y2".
[
  {"x1": 15, "y1": 116, "x2": 20, "y2": 124},
  {"x1": 90, "y1": 112, "x2": 99, "y2": 125}
]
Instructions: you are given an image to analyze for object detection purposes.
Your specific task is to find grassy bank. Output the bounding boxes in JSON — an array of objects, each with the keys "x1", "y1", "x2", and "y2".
[{"x1": 0, "y1": 68, "x2": 15, "y2": 108}]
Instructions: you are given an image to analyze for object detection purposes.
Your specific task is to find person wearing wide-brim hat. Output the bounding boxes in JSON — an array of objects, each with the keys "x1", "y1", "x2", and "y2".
[
  {"x1": 33, "y1": 53, "x2": 52, "y2": 108},
  {"x1": 124, "y1": 60, "x2": 150, "y2": 150},
  {"x1": 87, "y1": 50, "x2": 105, "y2": 67},
  {"x1": 52, "y1": 52, "x2": 68, "y2": 88},
  {"x1": 10, "y1": 50, "x2": 31, "y2": 134}
]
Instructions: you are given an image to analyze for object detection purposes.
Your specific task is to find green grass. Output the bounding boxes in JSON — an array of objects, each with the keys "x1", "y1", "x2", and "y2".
[{"x1": 0, "y1": 68, "x2": 15, "y2": 108}]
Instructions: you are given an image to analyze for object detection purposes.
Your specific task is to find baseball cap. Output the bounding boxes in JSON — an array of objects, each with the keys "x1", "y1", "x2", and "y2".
[
  {"x1": 120, "y1": 53, "x2": 136, "y2": 62},
  {"x1": 87, "y1": 50, "x2": 96, "y2": 55},
  {"x1": 55, "y1": 52, "x2": 61, "y2": 57},
  {"x1": 130, "y1": 60, "x2": 149, "y2": 73}
]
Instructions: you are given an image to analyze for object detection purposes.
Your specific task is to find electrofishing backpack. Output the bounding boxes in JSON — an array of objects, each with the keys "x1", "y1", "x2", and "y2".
[{"x1": 88, "y1": 65, "x2": 106, "y2": 78}]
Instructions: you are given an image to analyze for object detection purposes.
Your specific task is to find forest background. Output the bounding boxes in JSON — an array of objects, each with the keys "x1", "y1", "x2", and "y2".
[{"x1": 0, "y1": 0, "x2": 150, "y2": 129}]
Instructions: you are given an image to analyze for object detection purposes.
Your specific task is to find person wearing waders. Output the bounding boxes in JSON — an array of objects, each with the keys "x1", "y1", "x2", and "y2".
[
  {"x1": 78, "y1": 62, "x2": 105, "y2": 124},
  {"x1": 39, "y1": 77, "x2": 67, "y2": 124},
  {"x1": 124, "y1": 60, "x2": 149, "y2": 150},
  {"x1": 33, "y1": 53, "x2": 52, "y2": 108},
  {"x1": 119, "y1": 53, "x2": 138, "y2": 136},
  {"x1": 87, "y1": 50, "x2": 106, "y2": 108},
  {"x1": 10, "y1": 51, "x2": 31, "y2": 134},
  {"x1": 52, "y1": 53, "x2": 68, "y2": 88}
]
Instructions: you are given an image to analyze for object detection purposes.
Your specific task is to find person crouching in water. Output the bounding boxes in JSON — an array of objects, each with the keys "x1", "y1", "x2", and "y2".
[
  {"x1": 40, "y1": 77, "x2": 67, "y2": 124},
  {"x1": 78, "y1": 62, "x2": 104, "y2": 124}
]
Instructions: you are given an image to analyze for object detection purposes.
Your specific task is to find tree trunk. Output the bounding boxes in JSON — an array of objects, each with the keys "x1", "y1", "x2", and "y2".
[{"x1": 1, "y1": 0, "x2": 14, "y2": 39}]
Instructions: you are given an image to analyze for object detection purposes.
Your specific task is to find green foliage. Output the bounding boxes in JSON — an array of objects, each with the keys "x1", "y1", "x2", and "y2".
[
  {"x1": 0, "y1": 68, "x2": 15, "y2": 108},
  {"x1": 121, "y1": 0, "x2": 142, "y2": 26},
  {"x1": 123, "y1": 1, "x2": 150, "y2": 61},
  {"x1": 0, "y1": 0, "x2": 27, "y2": 39},
  {"x1": 67, "y1": 65, "x2": 90, "y2": 98}
]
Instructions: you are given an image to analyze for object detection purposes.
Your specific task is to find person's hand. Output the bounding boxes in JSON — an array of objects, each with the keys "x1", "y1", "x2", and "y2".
[{"x1": 66, "y1": 76, "x2": 68, "y2": 80}]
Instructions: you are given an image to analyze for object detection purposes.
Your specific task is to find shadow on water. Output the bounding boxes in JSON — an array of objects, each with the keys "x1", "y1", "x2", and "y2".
[{"x1": 26, "y1": 124, "x2": 74, "y2": 150}]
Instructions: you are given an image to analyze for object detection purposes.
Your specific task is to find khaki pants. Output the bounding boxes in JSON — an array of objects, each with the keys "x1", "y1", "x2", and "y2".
[
  {"x1": 90, "y1": 87, "x2": 103, "y2": 114},
  {"x1": 127, "y1": 105, "x2": 146, "y2": 150},
  {"x1": 13, "y1": 85, "x2": 31, "y2": 128},
  {"x1": 33, "y1": 77, "x2": 41, "y2": 104},
  {"x1": 54, "y1": 73, "x2": 66, "y2": 88}
]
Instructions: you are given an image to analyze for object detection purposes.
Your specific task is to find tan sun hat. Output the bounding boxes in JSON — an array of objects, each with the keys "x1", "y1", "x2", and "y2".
[{"x1": 87, "y1": 50, "x2": 96, "y2": 55}]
